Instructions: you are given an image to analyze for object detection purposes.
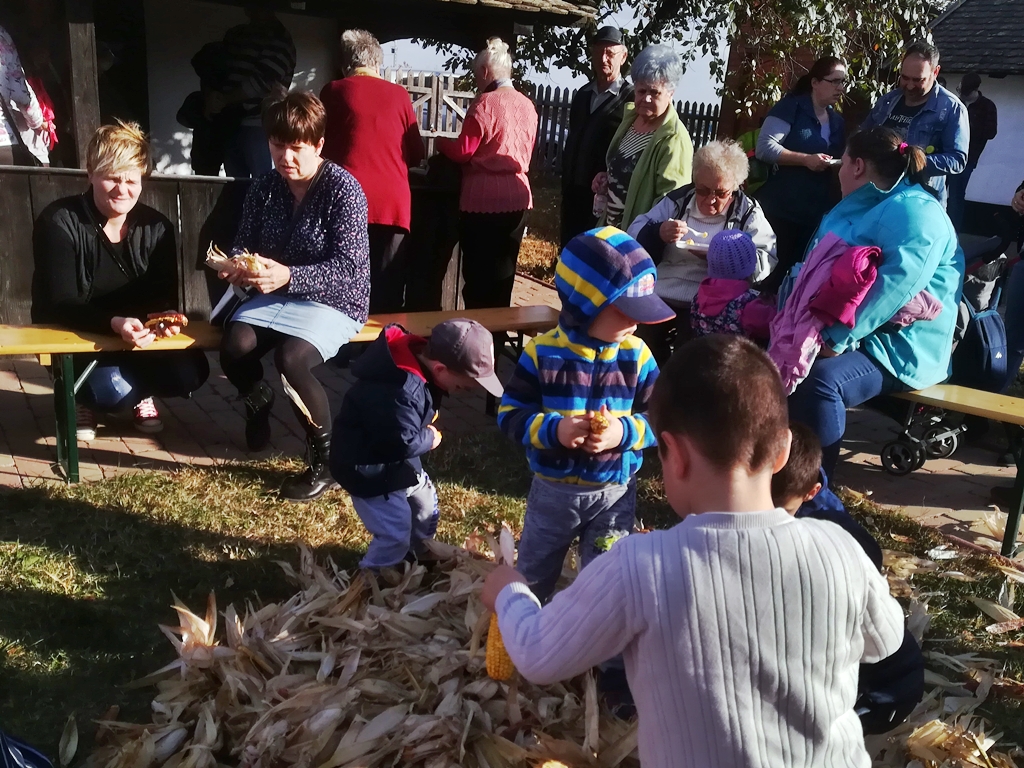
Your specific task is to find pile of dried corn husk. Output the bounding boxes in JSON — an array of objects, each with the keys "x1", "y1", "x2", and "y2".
[
  {"x1": 868, "y1": 547, "x2": 1023, "y2": 768},
  {"x1": 81, "y1": 539, "x2": 639, "y2": 768},
  {"x1": 73, "y1": 535, "x2": 1024, "y2": 768}
]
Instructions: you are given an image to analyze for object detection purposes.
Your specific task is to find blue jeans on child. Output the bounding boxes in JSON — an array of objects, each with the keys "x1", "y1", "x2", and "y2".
[
  {"x1": 351, "y1": 473, "x2": 440, "y2": 569},
  {"x1": 76, "y1": 350, "x2": 210, "y2": 414},
  {"x1": 789, "y1": 351, "x2": 905, "y2": 479},
  {"x1": 516, "y1": 477, "x2": 636, "y2": 604}
]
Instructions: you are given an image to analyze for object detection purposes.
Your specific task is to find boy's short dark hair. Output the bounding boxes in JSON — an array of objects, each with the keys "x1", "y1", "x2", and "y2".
[
  {"x1": 771, "y1": 422, "x2": 823, "y2": 504},
  {"x1": 650, "y1": 335, "x2": 788, "y2": 473}
]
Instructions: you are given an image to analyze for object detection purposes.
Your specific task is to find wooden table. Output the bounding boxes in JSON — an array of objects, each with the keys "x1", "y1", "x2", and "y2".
[
  {"x1": 895, "y1": 384, "x2": 1024, "y2": 556},
  {"x1": 0, "y1": 305, "x2": 560, "y2": 483}
]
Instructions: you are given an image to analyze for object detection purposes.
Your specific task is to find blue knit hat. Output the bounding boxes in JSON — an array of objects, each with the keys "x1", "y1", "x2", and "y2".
[{"x1": 707, "y1": 230, "x2": 757, "y2": 281}]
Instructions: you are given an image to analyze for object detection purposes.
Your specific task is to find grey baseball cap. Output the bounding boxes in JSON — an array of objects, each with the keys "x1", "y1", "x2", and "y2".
[{"x1": 426, "y1": 319, "x2": 504, "y2": 397}]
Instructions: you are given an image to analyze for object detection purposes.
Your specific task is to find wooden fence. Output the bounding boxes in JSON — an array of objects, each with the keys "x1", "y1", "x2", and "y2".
[{"x1": 385, "y1": 69, "x2": 721, "y2": 174}]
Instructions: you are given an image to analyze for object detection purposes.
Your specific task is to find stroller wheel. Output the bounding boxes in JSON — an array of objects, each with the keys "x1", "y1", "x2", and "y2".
[
  {"x1": 881, "y1": 440, "x2": 921, "y2": 476},
  {"x1": 923, "y1": 426, "x2": 959, "y2": 459}
]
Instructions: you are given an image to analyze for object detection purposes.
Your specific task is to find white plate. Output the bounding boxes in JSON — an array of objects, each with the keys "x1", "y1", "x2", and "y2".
[{"x1": 675, "y1": 240, "x2": 709, "y2": 254}]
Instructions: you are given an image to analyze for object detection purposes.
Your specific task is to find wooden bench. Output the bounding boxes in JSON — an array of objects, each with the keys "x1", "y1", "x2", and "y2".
[
  {"x1": 0, "y1": 305, "x2": 559, "y2": 484},
  {"x1": 892, "y1": 384, "x2": 1024, "y2": 557}
]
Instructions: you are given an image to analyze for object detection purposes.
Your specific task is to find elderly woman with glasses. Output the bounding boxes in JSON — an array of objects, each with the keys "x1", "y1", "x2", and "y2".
[
  {"x1": 593, "y1": 43, "x2": 693, "y2": 231},
  {"x1": 627, "y1": 139, "x2": 777, "y2": 361},
  {"x1": 755, "y1": 56, "x2": 848, "y2": 293}
]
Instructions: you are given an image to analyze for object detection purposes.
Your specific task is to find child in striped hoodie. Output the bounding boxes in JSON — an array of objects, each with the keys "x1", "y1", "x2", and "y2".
[{"x1": 497, "y1": 227, "x2": 674, "y2": 605}]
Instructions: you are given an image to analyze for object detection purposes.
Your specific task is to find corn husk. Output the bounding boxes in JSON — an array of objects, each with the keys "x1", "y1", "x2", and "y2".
[{"x1": 84, "y1": 542, "x2": 640, "y2": 768}]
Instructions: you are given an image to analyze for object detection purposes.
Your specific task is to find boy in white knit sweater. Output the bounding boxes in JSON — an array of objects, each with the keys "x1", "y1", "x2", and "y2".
[{"x1": 483, "y1": 335, "x2": 906, "y2": 768}]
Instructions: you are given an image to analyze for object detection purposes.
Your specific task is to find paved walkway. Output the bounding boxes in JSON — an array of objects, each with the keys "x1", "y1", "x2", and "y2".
[{"x1": 1, "y1": 273, "x2": 1020, "y2": 557}]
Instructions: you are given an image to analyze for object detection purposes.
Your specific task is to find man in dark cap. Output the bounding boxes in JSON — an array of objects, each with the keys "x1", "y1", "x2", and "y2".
[
  {"x1": 560, "y1": 26, "x2": 633, "y2": 246},
  {"x1": 948, "y1": 72, "x2": 998, "y2": 230}
]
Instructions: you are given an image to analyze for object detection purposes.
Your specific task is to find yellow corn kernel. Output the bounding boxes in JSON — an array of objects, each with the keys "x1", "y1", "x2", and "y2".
[{"x1": 486, "y1": 613, "x2": 514, "y2": 680}]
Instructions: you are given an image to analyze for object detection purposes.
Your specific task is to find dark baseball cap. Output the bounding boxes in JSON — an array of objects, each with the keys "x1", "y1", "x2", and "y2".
[
  {"x1": 592, "y1": 26, "x2": 624, "y2": 46},
  {"x1": 426, "y1": 319, "x2": 504, "y2": 397}
]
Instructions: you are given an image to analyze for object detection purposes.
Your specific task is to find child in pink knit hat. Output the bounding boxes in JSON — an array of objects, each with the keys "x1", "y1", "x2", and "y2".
[{"x1": 690, "y1": 230, "x2": 775, "y2": 340}]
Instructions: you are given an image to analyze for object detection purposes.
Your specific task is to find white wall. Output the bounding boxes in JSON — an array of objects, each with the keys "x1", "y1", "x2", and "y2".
[
  {"x1": 946, "y1": 73, "x2": 1024, "y2": 207},
  {"x1": 143, "y1": 0, "x2": 338, "y2": 174}
]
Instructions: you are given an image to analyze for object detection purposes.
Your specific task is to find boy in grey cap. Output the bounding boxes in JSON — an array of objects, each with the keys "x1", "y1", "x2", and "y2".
[{"x1": 331, "y1": 319, "x2": 504, "y2": 569}]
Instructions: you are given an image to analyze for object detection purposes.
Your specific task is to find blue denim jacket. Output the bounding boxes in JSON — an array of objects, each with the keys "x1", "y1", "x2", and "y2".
[{"x1": 860, "y1": 85, "x2": 969, "y2": 204}]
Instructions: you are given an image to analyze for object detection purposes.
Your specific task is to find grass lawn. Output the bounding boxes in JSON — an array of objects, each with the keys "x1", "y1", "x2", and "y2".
[{"x1": 0, "y1": 431, "x2": 1022, "y2": 760}]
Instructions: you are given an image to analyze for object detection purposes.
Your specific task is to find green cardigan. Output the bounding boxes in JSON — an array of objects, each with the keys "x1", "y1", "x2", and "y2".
[{"x1": 602, "y1": 103, "x2": 694, "y2": 230}]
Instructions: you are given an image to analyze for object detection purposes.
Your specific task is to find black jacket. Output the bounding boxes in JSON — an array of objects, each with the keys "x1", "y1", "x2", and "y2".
[
  {"x1": 561, "y1": 80, "x2": 634, "y2": 190},
  {"x1": 31, "y1": 193, "x2": 178, "y2": 332},
  {"x1": 797, "y1": 499, "x2": 926, "y2": 735},
  {"x1": 330, "y1": 325, "x2": 440, "y2": 498}
]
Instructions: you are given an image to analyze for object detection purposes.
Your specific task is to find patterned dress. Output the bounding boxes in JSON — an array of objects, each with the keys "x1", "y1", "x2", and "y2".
[
  {"x1": 605, "y1": 128, "x2": 654, "y2": 228},
  {"x1": 0, "y1": 26, "x2": 43, "y2": 148},
  {"x1": 690, "y1": 288, "x2": 761, "y2": 337}
]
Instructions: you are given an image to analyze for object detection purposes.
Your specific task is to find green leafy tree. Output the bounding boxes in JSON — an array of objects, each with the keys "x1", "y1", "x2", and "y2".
[{"x1": 419, "y1": 0, "x2": 949, "y2": 113}]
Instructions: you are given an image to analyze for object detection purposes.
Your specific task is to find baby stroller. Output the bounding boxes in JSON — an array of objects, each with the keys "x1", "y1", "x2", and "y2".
[{"x1": 879, "y1": 235, "x2": 1012, "y2": 476}]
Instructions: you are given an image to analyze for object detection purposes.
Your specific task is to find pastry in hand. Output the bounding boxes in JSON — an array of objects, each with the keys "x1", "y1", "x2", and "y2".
[
  {"x1": 144, "y1": 312, "x2": 188, "y2": 331},
  {"x1": 589, "y1": 410, "x2": 610, "y2": 435}
]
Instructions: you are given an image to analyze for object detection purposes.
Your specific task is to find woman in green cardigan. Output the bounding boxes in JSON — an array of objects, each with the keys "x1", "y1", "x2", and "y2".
[{"x1": 594, "y1": 44, "x2": 693, "y2": 231}]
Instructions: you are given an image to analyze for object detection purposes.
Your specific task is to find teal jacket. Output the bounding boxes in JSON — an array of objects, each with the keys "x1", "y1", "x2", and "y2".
[{"x1": 815, "y1": 178, "x2": 964, "y2": 390}]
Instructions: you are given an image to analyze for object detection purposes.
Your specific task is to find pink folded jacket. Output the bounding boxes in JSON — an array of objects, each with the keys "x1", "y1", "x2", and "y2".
[
  {"x1": 769, "y1": 233, "x2": 882, "y2": 394},
  {"x1": 888, "y1": 289, "x2": 943, "y2": 328}
]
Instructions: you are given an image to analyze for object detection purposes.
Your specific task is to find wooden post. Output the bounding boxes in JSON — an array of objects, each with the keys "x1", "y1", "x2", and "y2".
[{"x1": 64, "y1": 0, "x2": 101, "y2": 168}]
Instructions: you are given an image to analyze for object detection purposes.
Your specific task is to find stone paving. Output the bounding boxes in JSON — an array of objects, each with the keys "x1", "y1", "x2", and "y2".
[{"x1": 1, "y1": 272, "x2": 1021, "y2": 558}]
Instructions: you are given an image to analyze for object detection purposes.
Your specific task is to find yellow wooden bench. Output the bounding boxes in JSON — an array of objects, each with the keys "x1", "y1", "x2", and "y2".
[
  {"x1": 893, "y1": 384, "x2": 1024, "y2": 557},
  {"x1": 0, "y1": 305, "x2": 559, "y2": 484}
]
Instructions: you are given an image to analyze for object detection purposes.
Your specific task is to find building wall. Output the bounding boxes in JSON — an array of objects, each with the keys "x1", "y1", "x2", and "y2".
[
  {"x1": 143, "y1": 0, "x2": 338, "y2": 175},
  {"x1": 945, "y1": 73, "x2": 1024, "y2": 207}
]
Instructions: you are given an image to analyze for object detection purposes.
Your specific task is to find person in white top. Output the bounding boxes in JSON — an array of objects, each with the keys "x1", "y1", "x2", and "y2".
[
  {"x1": 483, "y1": 334, "x2": 906, "y2": 768},
  {"x1": 0, "y1": 24, "x2": 44, "y2": 165}
]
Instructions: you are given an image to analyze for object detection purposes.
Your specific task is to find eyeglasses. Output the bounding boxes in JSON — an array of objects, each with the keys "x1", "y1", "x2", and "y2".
[
  {"x1": 822, "y1": 77, "x2": 848, "y2": 87},
  {"x1": 694, "y1": 186, "x2": 732, "y2": 200}
]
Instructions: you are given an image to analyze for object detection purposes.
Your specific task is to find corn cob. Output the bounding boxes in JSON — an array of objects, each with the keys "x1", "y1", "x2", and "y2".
[
  {"x1": 486, "y1": 613, "x2": 514, "y2": 680},
  {"x1": 590, "y1": 410, "x2": 610, "y2": 435}
]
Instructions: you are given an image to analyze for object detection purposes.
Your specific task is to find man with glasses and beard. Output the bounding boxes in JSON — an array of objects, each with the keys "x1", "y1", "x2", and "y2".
[{"x1": 860, "y1": 41, "x2": 969, "y2": 208}]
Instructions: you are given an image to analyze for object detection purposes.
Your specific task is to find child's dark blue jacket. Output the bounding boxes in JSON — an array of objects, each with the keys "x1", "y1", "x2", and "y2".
[{"x1": 330, "y1": 325, "x2": 438, "y2": 499}]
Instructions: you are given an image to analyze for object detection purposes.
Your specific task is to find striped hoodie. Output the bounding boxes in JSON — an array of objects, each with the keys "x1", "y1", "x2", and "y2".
[{"x1": 498, "y1": 227, "x2": 660, "y2": 486}]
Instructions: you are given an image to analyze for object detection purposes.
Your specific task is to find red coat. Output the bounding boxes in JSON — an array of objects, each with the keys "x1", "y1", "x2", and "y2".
[{"x1": 320, "y1": 74, "x2": 424, "y2": 230}]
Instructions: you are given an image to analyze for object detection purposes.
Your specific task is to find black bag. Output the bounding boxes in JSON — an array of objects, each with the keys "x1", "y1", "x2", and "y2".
[
  {"x1": 951, "y1": 293, "x2": 1008, "y2": 392},
  {"x1": 0, "y1": 729, "x2": 52, "y2": 768}
]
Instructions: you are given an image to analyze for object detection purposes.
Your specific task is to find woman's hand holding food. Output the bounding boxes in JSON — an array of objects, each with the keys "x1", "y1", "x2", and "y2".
[
  {"x1": 242, "y1": 257, "x2": 291, "y2": 294},
  {"x1": 111, "y1": 316, "x2": 156, "y2": 348},
  {"x1": 803, "y1": 153, "x2": 833, "y2": 172},
  {"x1": 659, "y1": 218, "x2": 690, "y2": 244}
]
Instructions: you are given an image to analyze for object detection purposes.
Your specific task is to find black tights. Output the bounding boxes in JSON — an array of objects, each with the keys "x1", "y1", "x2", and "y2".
[{"x1": 220, "y1": 322, "x2": 331, "y2": 433}]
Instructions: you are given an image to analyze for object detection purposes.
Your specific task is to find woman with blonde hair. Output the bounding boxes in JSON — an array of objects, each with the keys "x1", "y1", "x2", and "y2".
[
  {"x1": 627, "y1": 138, "x2": 777, "y2": 360},
  {"x1": 31, "y1": 120, "x2": 210, "y2": 440},
  {"x1": 438, "y1": 38, "x2": 537, "y2": 310}
]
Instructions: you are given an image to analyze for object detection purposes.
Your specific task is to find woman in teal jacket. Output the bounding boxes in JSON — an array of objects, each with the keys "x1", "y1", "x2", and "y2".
[{"x1": 789, "y1": 126, "x2": 964, "y2": 477}]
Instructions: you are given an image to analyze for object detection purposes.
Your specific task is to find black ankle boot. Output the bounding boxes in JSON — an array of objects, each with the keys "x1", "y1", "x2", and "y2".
[
  {"x1": 281, "y1": 429, "x2": 337, "y2": 502},
  {"x1": 241, "y1": 381, "x2": 275, "y2": 452}
]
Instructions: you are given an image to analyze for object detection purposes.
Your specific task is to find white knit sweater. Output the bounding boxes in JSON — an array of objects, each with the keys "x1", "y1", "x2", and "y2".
[{"x1": 496, "y1": 509, "x2": 905, "y2": 768}]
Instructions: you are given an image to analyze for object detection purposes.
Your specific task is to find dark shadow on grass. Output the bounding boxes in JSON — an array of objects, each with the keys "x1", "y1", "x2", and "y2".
[{"x1": 0, "y1": 481, "x2": 360, "y2": 754}]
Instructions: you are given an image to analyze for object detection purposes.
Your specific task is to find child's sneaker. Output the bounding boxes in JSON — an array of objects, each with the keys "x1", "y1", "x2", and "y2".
[
  {"x1": 133, "y1": 397, "x2": 164, "y2": 434},
  {"x1": 75, "y1": 405, "x2": 97, "y2": 442}
]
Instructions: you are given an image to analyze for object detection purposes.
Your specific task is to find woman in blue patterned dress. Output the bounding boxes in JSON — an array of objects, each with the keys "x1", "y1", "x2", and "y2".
[{"x1": 217, "y1": 91, "x2": 370, "y2": 501}]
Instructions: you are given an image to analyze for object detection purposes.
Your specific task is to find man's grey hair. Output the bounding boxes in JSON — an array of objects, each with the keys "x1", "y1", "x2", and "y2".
[
  {"x1": 341, "y1": 29, "x2": 384, "y2": 74},
  {"x1": 693, "y1": 140, "x2": 750, "y2": 191},
  {"x1": 631, "y1": 44, "x2": 683, "y2": 88}
]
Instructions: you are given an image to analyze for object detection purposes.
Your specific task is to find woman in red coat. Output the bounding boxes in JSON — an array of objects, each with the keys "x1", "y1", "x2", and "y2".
[{"x1": 320, "y1": 29, "x2": 424, "y2": 313}]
